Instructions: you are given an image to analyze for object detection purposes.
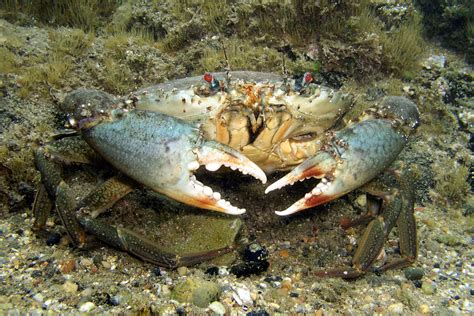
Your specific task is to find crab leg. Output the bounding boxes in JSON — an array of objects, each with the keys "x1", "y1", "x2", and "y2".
[
  {"x1": 55, "y1": 179, "x2": 232, "y2": 266},
  {"x1": 32, "y1": 149, "x2": 62, "y2": 230},
  {"x1": 79, "y1": 217, "x2": 232, "y2": 268},
  {"x1": 81, "y1": 110, "x2": 267, "y2": 215},
  {"x1": 315, "y1": 171, "x2": 417, "y2": 278},
  {"x1": 266, "y1": 97, "x2": 419, "y2": 216}
]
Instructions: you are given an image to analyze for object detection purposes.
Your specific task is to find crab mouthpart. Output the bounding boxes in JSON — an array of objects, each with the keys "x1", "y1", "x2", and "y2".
[
  {"x1": 176, "y1": 139, "x2": 267, "y2": 215},
  {"x1": 265, "y1": 152, "x2": 340, "y2": 216}
]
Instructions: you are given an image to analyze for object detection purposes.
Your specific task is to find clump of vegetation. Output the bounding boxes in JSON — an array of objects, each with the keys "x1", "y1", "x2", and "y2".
[
  {"x1": 161, "y1": 19, "x2": 204, "y2": 52},
  {"x1": 49, "y1": 28, "x2": 94, "y2": 57},
  {"x1": 1, "y1": 0, "x2": 123, "y2": 31},
  {"x1": 15, "y1": 51, "x2": 74, "y2": 99},
  {"x1": 0, "y1": 47, "x2": 18, "y2": 74},
  {"x1": 100, "y1": 57, "x2": 134, "y2": 95},
  {"x1": 379, "y1": 15, "x2": 426, "y2": 77},
  {"x1": 432, "y1": 158, "x2": 470, "y2": 206},
  {"x1": 198, "y1": 38, "x2": 315, "y2": 75}
]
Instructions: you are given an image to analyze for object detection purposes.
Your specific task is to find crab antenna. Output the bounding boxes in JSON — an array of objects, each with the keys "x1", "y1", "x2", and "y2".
[
  {"x1": 281, "y1": 50, "x2": 288, "y2": 84},
  {"x1": 280, "y1": 49, "x2": 291, "y2": 93},
  {"x1": 220, "y1": 38, "x2": 232, "y2": 86}
]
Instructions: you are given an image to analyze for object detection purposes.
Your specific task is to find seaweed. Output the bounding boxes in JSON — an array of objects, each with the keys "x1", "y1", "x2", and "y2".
[
  {"x1": 432, "y1": 158, "x2": 470, "y2": 207},
  {"x1": 1, "y1": 0, "x2": 123, "y2": 31},
  {"x1": 198, "y1": 38, "x2": 314, "y2": 74},
  {"x1": 48, "y1": 28, "x2": 94, "y2": 57},
  {"x1": 379, "y1": 14, "x2": 426, "y2": 77}
]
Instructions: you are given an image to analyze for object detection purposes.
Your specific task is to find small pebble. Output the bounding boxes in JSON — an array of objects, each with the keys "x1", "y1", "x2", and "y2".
[
  {"x1": 419, "y1": 304, "x2": 431, "y2": 313},
  {"x1": 79, "y1": 302, "x2": 96, "y2": 312},
  {"x1": 177, "y1": 266, "x2": 188, "y2": 276},
  {"x1": 46, "y1": 232, "x2": 61, "y2": 246},
  {"x1": 152, "y1": 267, "x2": 162, "y2": 276},
  {"x1": 206, "y1": 266, "x2": 219, "y2": 276},
  {"x1": 355, "y1": 194, "x2": 367, "y2": 207},
  {"x1": 244, "y1": 243, "x2": 269, "y2": 262},
  {"x1": 233, "y1": 287, "x2": 252, "y2": 306},
  {"x1": 60, "y1": 259, "x2": 76, "y2": 274},
  {"x1": 80, "y1": 258, "x2": 93, "y2": 267},
  {"x1": 208, "y1": 301, "x2": 226, "y2": 315},
  {"x1": 230, "y1": 261, "x2": 269, "y2": 277},
  {"x1": 405, "y1": 267, "x2": 424, "y2": 280},
  {"x1": 161, "y1": 285, "x2": 171, "y2": 296},
  {"x1": 81, "y1": 288, "x2": 93, "y2": 298},
  {"x1": 110, "y1": 295, "x2": 122, "y2": 306},
  {"x1": 387, "y1": 302, "x2": 404, "y2": 314},
  {"x1": 42, "y1": 299, "x2": 52, "y2": 309},
  {"x1": 32, "y1": 293, "x2": 44, "y2": 303},
  {"x1": 421, "y1": 280, "x2": 436, "y2": 295},
  {"x1": 101, "y1": 261, "x2": 111, "y2": 269},
  {"x1": 62, "y1": 281, "x2": 78, "y2": 293}
]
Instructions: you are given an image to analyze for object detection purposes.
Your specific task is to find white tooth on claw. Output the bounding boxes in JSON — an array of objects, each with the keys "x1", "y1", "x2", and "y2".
[
  {"x1": 203, "y1": 186, "x2": 213, "y2": 196},
  {"x1": 321, "y1": 178, "x2": 328, "y2": 184},
  {"x1": 312, "y1": 187, "x2": 322, "y2": 195},
  {"x1": 187, "y1": 161, "x2": 200, "y2": 171},
  {"x1": 305, "y1": 193, "x2": 312, "y2": 200},
  {"x1": 205, "y1": 162, "x2": 222, "y2": 171},
  {"x1": 213, "y1": 192, "x2": 221, "y2": 200}
]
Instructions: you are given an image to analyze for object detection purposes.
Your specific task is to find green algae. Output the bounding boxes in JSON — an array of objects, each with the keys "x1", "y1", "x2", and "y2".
[
  {"x1": 1, "y1": 0, "x2": 122, "y2": 31},
  {"x1": 432, "y1": 158, "x2": 470, "y2": 207}
]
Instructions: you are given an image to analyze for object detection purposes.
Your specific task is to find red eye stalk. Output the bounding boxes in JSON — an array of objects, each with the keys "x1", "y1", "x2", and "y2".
[
  {"x1": 204, "y1": 73, "x2": 213, "y2": 83},
  {"x1": 304, "y1": 72, "x2": 313, "y2": 84}
]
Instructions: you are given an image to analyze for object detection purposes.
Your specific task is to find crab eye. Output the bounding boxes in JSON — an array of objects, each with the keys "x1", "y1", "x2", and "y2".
[
  {"x1": 204, "y1": 73, "x2": 213, "y2": 83},
  {"x1": 304, "y1": 72, "x2": 313, "y2": 84}
]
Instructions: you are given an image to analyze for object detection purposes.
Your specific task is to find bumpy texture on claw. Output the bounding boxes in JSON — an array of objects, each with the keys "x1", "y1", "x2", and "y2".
[
  {"x1": 268, "y1": 97, "x2": 419, "y2": 215},
  {"x1": 81, "y1": 110, "x2": 266, "y2": 215}
]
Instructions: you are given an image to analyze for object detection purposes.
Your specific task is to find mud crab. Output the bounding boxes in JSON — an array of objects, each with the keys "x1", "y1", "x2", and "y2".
[{"x1": 33, "y1": 71, "x2": 419, "y2": 278}]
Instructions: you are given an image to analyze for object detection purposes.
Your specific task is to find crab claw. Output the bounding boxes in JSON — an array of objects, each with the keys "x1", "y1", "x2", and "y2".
[
  {"x1": 81, "y1": 109, "x2": 266, "y2": 215},
  {"x1": 178, "y1": 139, "x2": 267, "y2": 214},
  {"x1": 267, "y1": 97, "x2": 419, "y2": 216},
  {"x1": 265, "y1": 152, "x2": 338, "y2": 215}
]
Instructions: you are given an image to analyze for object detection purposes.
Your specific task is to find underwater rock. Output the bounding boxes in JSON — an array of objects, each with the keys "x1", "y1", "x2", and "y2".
[
  {"x1": 46, "y1": 232, "x2": 61, "y2": 246},
  {"x1": 423, "y1": 55, "x2": 446, "y2": 69},
  {"x1": 404, "y1": 267, "x2": 424, "y2": 281},
  {"x1": 230, "y1": 243, "x2": 269, "y2": 277}
]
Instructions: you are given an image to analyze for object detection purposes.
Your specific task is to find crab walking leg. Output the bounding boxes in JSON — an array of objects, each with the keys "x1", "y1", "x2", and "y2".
[
  {"x1": 56, "y1": 181, "x2": 88, "y2": 247},
  {"x1": 82, "y1": 110, "x2": 266, "y2": 215},
  {"x1": 79, "y1": 217, "x2": 232, "y2": 268},
  {"x1": 32, "y1": 184, "x2": 53, "y2": 231},
  {"x1": 315, "y1": 172, "x2": 417, "y2": 278},
  {"x1": 32, "y1": 149, "x2": 62, "y2": 230},
  {"x1": 77, "y1": 174, "x2": 135, "y2": 218},
  {"x1": 378, "y1": 176, "x2": 417, "y2": 272}
]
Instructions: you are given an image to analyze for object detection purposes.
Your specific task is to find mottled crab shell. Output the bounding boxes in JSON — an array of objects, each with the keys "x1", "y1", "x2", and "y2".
[{"x1": 130, "y1": 71, "x2": 353, "y2": 172}]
